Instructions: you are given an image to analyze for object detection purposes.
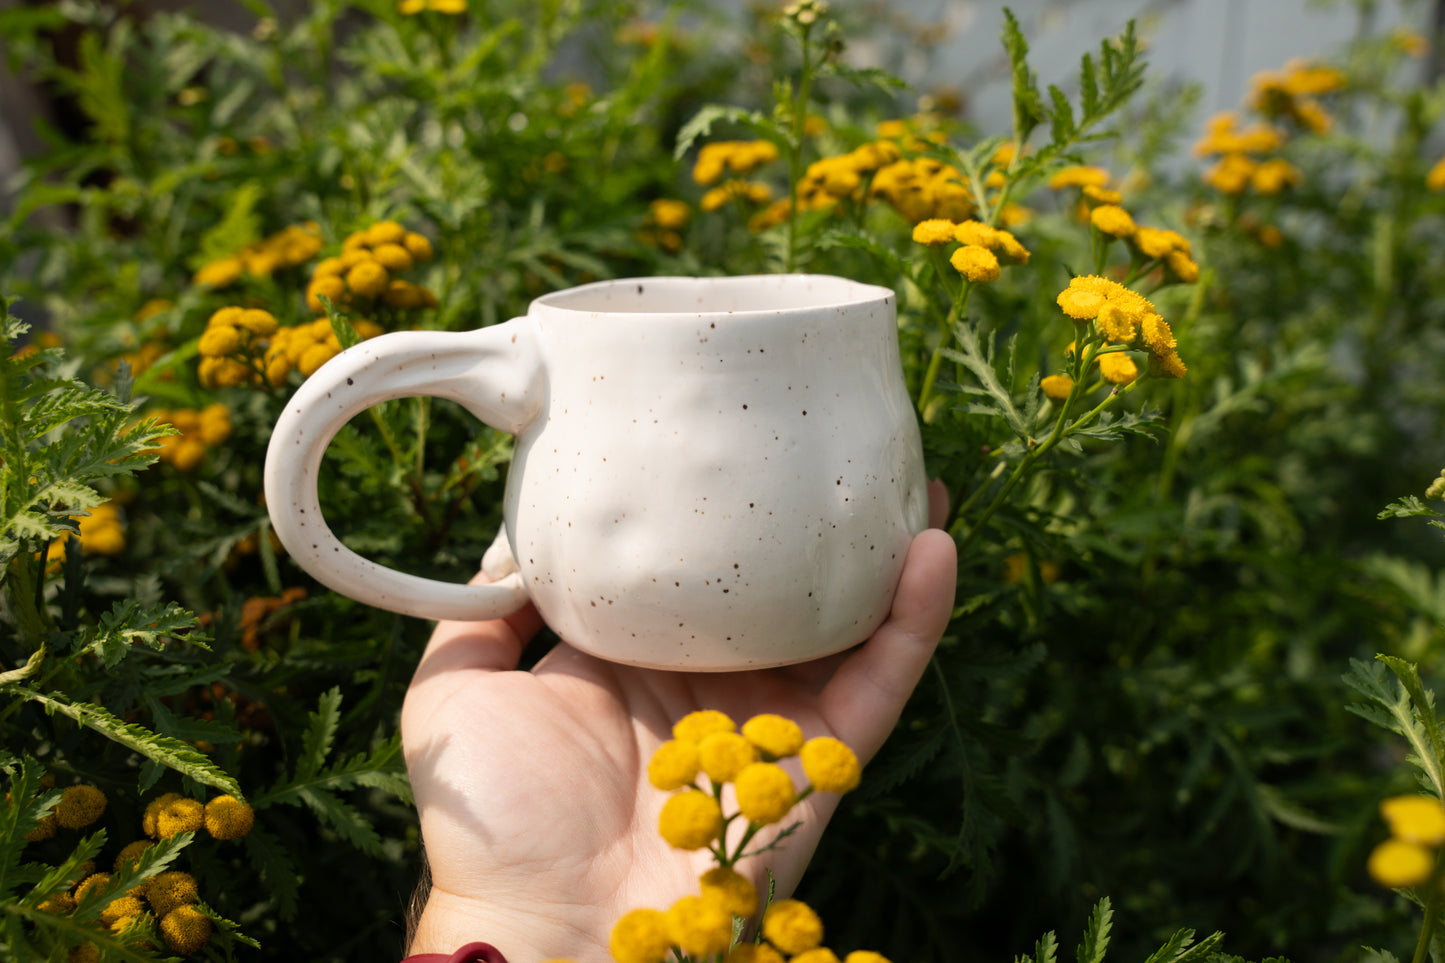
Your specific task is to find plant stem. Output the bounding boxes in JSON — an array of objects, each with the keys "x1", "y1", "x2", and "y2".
[
  {"x1": 784, "y1": 25, "x2": 815, "y2": 273},
  {"x1": 916, "y1": 281, "x2": 973, "y2": 416}
]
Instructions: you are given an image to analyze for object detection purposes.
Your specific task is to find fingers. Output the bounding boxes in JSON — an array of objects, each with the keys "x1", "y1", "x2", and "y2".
[
  {"x1": 412, "y1": 571, "x2": 546, "y2": 682},
  {"x1": 818, "y1": 528, "x2": 957, "y2": 760}
]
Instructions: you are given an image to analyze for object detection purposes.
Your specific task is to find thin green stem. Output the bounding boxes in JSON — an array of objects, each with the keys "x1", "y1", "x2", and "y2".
[
  {"x1": 916, "y1": 281, "x2": 973, "y2": 417},
  {"x1": 1411, "y1": 881, "x2": 1441, "y2": 963},
  {"x1": 784, "y1": 27, "x2": 815, "y2": 273}
]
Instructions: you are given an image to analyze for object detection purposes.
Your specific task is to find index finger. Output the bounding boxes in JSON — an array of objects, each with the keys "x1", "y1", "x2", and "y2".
[{"x1": 817, "y1": 528, "x2": 957, "y2": 760}]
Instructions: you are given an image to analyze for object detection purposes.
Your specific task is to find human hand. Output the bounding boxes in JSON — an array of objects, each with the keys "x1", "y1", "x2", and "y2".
[{"x1": 401, "y1": 482, "x2": 956, "y2": 962}]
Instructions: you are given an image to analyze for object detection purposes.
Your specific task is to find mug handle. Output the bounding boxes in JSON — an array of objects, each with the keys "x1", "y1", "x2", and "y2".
[{"x1": 263, "y1": 320, "x2": 543, "y2": 622}]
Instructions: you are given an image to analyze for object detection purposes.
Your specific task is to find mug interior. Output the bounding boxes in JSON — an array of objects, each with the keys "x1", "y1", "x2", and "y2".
[{"x1": 533, "y1": 274, "x2": 891, "y2": 316}]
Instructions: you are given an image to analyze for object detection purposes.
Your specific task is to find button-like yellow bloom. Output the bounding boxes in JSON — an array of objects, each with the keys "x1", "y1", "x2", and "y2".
[
  {"x1": 194, "y1": 257, "x2": 244, "y2": 288},
  {"x1": 1382, "y1": 795, "x2": 1445, "y2": 845},
  {"x1": 698, "y1": 732, "x2": 758, "y2": 784},
  {"x1": 1097, "y1": 303, "x2": 1137, "y2": 344},
  {"x1": 950, "y1": 244, "x2": 1000, "y2": 283},
  {"x1": 113, "y1": 840, "x2": 151, "y2": 872},
  {"x1": 1368, "y1": 838, "x2": 1434, "y2": 888},
  {"x1": 1040, "y1": 375, "x2": 1073, "y2": 401},
  {"x1": 800, "y1": 737, "x2": 861, "y2": 793},
  {"x1": 791, "y1": 949, "x2": 842, "y2": 963},
  {"x1": 144, "y1": 870, "x2": 199, "y2": 917},
  {"x1": 610, "y1": 907, "x2": 672, "y2": 963},
  {"x1": 141, "y1": 793, "x2": 184, "y2": 837},
  {"x1": 735, "y1": 762, "x2": 797, "y2": 824},
  {"x1": 649, "y1": 199, "x2": 691, "y2": 230},
  {"x1": 1047, "y1": 165, "x2": 1110, "y2": 190},
  {"x1": 99, "y1": 894, "x2": 143, "y2": 926},
  {"x1": 762, "y1": 899, "x2": 824, "y2": 955},
  {"x1": 658, "y1": 789, "x2": 723, "y2": 850},
  {"x1": 372, "y1": 243, "x2": 415, "y2": 272},
  {"x1": 1251, "y1": 158, "x2": 1301, "y2": 195},
  {"x1": 673, "y1": 709, "x2": 736, "y2": 744},
  {"x1": 55, "y1": 785, "x2": 106, "y2": 829},
  {"x1": 1141, "y1": 315, "x2": 1177, "y2": 357},
  {"x1": 665, "y1": 893, "x2": 733, "y2": 957},
  {"x1": 155, "y1": 797, "x2": 204, "y2": 839},
  {"x1": 160, "y1": 904, "x2": 212, "y2": 954},
  {"x1": 647, "y1": 739, "x2": 700, "y2": 791},
  {"x1": 203, "y1": 795, "x2": 255, "y2": 840},
  {"x1": 345, "y1": 260, "x2": 391, "y2": 298},
  {"x1": 1089, "y1": 204, "x2": 1136, "y2": 239},
  {"x1": 1151, "y1": 350, "x2": 1188, "y2": 379},
  {"x1": 741, "y1": 714, "x2": 805, "y2": 758},
  {"x1": 1098, "y1": 352, "x2": 1138, "y2": 385},
  {"x1": 911, "y1": 219, "x2": 956, "y2": 245},
  {"x1": 699, "y1": 866, "x2": 759, "y2": 917},
  {"x1": 843, "y1": 952, "x2": 892, "y2": 963}
]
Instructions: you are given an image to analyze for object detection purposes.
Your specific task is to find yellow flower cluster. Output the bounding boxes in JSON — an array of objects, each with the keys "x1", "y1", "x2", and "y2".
[
  {"x1": 869, "y1": 155, "x2": 974, "y2": 225},
  {"x1": 1247, "y1": 59, "x2": 1344, "y2": 134},
  {"x1": 197, "y1": 304, "x2": 384, "y2": 388},
  {"x1": 600, "y1": 711, "x2": 881, "y2": 963},
  {"x1": 650, "y1": 710, "x2": 859, "y2": 847},
  {"x1": 197, "y1": 306, "x2": 280, "y2": 389},
  {"x1": 911, "y1": 218, "x2": 1029, "y2": 285},
  {"x1": 40, "y1": 792, "x2": 249, "y2": 956},
  {"x1": 399, "y1": 0, "x2": 467, "y2": 12},
  {"x1": 1193, "y1": 59, "x2": 1338, "y2": 198},
  {"x1": 701, "y1": 180, "x2": 774, "y2": 213},
  {"x1": 307, "y1": 221, "x2": 438, "y2": 315},
  {"x1": 142, "y1": 791, "x2": 255, "y2": 841},
  {"x1": 149, "y1": 404, "x2": 232, "y2": 471},
  {"x1": 1368, "y1": 795, "x2": 1445, "y2": 888},
  {"x1": 193, "y1": 222, "x2": 324, "y2": 288},
  {"x1": 1055, "y1": 275, "x2": 1187, "y2": 382},
  {"x1": 640, "y1": 199, "x2": 692, "y2": 252},
  {"x1": 46, "y1": 502, "x2": 125, "y2": 571},
  {"x1": 692, "y1": 141, "x2": 781, "y2": 187}
]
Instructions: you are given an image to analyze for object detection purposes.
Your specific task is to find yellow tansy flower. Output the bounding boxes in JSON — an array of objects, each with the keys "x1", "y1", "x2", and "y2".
[
  {"x1": 647, "y1": 739, "x2": 700, "y2": 791},
  {"x1": 734, "y1": 762, "x2": 797, "y2": 824},
  {"x1": 1151, "y1": 350, "x2": 1188, "y2": 379},
  {"x1": 649, "y1": 199, "x2": 691, "y2": 229},
  {"x1": 99, "y1": 894, "x2": 143, "y2": 927},
  {"x1": 1164, "y1": 250, "x2": 1200, "y2": 284},
  {"x1": 741, "y1": 714, "x2": 805, "y2": 758},
  {"x1": 698, "y1": 731, "x2": 758, "y2": 784},
  {"x1": 792, "y1": 950, "x2": 842, "y2": 963},
  {"x1": 1382, "y1": 795, "x2": 1445, "y2": 845},
  {"x1": 673, "y1": 709, "x2": 736, "y2": 744},
  {"x1": 800, "y1": 736, "x2": 861, "y2": 793},
  {"x1": 1251, "y1": 158, "x2": 1301, "y2": 195},
  {"x1": 762, "y1": 899, "x2": 824, "y2": 955},
  {"x1": 155, "y1": 797, "x2": 204, "y2": 839},
  {"x1": 203, "y1": 795, "x2": 255, "y2": 840},
  {"x1": 1096, "y1": 303, "x2": 1137, "y2": 344},
  {"x1": 665, "y1": 894, "x2": 734, "y2": 958},
  {"x1": 144, "y1": 870, "x2": 198, "y2": 917},
  {"x1": 141, "y1": 793, "x2": 183, "y2": 837},
  {"x1": 1368, "y1": 838, "x2": 1435, "y2": 888},
  {"x1": 658, "y1": 789, "x2": 723, "y2": 850},
  {"x1": 346, "y1": 260, "x2": 391, "y2": 298},
  {"x1": 113, "y1": 840, "x2": 151, "y2": 872},
  {"x1": 700, "y1": 866, "x2": 759, "y2": 917},
  {"x1": 1089, "y1": 204, "x2": 1136, "y2": 238},
  {"x1": 1141, "y1": 315, "x2": 1177, "y2": 357},
  {"x1": 55, "y1": 785, "x2": 106, "y2": 829},
  {"x1": 193, "y1": 256, "x2": 244, "y2": 288},
  {"x1": 911, "y1": 219, "x2": 956, "y2": 245},
  {"x1": 1040, "y1": 375, "x2": 1073, "y2": 401},
  {"x1": 372, "y1": 243, "x2": 415, "y2": 272},
  {"x1": 610, "y1": 908, "x2": 672, "y2": 963},
  {"x1": 950, "y1": 244, "x2": 1000, "y2": 283},
  {"x1": 843, "y1": 952, "x2": 892, "y2": 963},
  {"x1": 1098, "y1": 352, "x2": 1138, "y2": 385},
  {"x1": 1047, "y1": 165, "x2": 1110, "y2": 189},
  {"x1": 160, "y1": 905, "x2": 212, "y2": 954}
]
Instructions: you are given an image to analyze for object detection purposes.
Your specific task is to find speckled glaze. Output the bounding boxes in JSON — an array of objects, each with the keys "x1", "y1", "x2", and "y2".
[{"x1": 264, "y1": 274, "x2": 927, "y2": 670}]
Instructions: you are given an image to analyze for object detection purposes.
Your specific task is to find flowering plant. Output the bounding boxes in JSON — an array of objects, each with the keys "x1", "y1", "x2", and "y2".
[{"x1": 3, "y1": 0, "x2": 1445, "y2": 960}]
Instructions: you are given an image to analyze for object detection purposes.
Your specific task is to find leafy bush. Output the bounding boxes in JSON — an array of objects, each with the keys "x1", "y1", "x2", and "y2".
[{"x1": 4, "y1": 0, "x2": 1445, "y2": 960}]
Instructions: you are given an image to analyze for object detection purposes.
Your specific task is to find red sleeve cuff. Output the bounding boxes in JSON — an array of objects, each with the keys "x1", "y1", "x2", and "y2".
[{"x1": 403, "y1": 941, "x2": 509, "y2": 963}]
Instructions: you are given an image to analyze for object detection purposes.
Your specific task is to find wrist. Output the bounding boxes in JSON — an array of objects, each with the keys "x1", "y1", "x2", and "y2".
[{"x1": 410, "y1": 886, "x2": 606, "y2": 963}]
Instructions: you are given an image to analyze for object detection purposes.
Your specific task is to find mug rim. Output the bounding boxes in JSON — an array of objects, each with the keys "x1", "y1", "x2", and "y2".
[{"x1": 528, "y1": 273, "x2": 895, "y2": 318}]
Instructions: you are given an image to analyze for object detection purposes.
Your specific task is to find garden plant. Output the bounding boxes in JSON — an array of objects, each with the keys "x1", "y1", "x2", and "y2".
[{"x1": 5, "y1": 0, "x2": 1445, "y2": 960}]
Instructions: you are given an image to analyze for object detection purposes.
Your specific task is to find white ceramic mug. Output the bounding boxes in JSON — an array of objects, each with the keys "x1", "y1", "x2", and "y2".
[{"x1": 263, "y1": 274, "x2": 927, "y2": 670}]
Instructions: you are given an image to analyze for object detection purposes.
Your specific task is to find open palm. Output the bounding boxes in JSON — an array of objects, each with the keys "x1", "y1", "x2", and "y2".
[{"x1": 402, "y1": 494, "x2": 956, "y2": 962}]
